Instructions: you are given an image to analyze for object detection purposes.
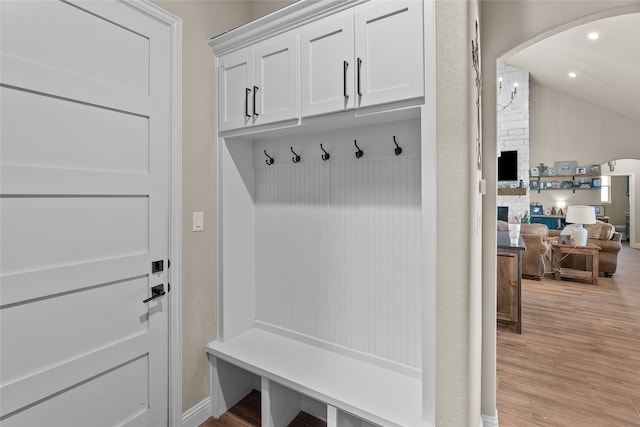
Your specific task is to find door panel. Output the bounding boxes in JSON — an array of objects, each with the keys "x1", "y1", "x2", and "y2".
[
  {"x1": 0, "y1": 1, "x2": 170, "y2": 425},
  {"x1": 1, "y1": 276, "x2": 149, "y2": 385},
  {"x1": 1, "y1": 346, "x2": 150, "y2": 427},
  {"x1": 1, "y1": 87, "x2": 149, "y2": 174},
  {"x1": 2, "y1": 355, "x2": 150, "y2": 427},
  {"x1": 1, "y1": 197, "x2": 148, "y2": 274},
  {"x1": 0, "y1": 0, "x2": 150, "y2": 94}
]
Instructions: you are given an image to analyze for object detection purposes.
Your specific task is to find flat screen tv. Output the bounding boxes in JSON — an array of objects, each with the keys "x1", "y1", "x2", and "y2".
[
  {"x1": 498, "y1": 150, "x2": 518, "y2": 181},
  {"x1": 497, "y1": 206, "x2": 508, "y2": 222}
]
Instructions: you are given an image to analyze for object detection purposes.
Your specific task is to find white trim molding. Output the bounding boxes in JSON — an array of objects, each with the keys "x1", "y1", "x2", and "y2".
[
  {"x1": 182, "y1": 398, "x2": 212, "y2": 427},
  {"x1": 167, "y1": 13, "x2": 183, "y2": 427},
  {"x1": 209, "y1": 0, "x2": 367, "y2": 55}
]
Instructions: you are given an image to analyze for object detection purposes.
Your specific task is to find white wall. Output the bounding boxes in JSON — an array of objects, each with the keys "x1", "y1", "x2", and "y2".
[
  {"x1": 530, "y1": 80, "x2": 640, "y2": 164},
  {"x1": 435, "y1": 1, "x2": 481, "y2": 425}
]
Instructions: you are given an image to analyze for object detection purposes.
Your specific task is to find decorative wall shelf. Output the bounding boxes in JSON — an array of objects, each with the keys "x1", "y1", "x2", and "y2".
[
  {"x1": 529, "y1": 174, "x2": 601, "y2": 194},
  {"x1": 498, "y1": 188, "x2": 526, "y2": 196}
]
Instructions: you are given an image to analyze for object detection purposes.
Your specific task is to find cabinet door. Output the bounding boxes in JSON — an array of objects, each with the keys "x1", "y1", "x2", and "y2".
[
  {"x1": 218, "y1": 49, "x2": 252, "y2": 132},
  {"x1": 253, "y1": 35, "x2": 299, "y2": 126},
  {"x1": 354, "y1": 1, "x2": 424, "y2": 108},
  {"x1": 497, "y1": 251, "x2": 519, "y2": 324},
  {"x1": 300, "y1": 13, "x2": 355, "y2": 117}
]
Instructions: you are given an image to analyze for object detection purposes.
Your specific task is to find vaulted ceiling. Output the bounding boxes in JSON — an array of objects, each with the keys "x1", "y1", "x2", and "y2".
[{"x1": 505, "y1": 13, "x2": 640, "y2": 123}]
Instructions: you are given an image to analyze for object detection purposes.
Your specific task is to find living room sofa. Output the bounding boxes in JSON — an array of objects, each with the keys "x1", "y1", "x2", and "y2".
[
  {"x1": 498, "y1": 220, "x2": 552, "y2": 279},
  {"x1": 548, "y1": 221, "x2": 622, "y2": 276}
]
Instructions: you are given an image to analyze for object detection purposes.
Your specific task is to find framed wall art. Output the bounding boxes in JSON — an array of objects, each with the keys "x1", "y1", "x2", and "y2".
[
  {"x1": 554, "y1": 161, "x2": 578, "y2": 175},
  {"x1": 530, "y1": 205, "x2": 543, "y2": 215}
]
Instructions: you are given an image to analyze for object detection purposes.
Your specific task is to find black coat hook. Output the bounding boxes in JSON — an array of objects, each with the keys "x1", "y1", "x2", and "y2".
[
  {"x1": 291, "y1": 146, "x2": 301, "y2": 163},
  {"x1": 393, "y1": 136, "x2": 402, "y2": 156},
  {"x1": 264, "y1": 150, "x2": 274, "y2": 166},
  {"x1": 354, "y1": 140, "x2": 363, "y2": 159},
  {"x1": 320, "y1": 144, "x2": 330, "y2": 161}
]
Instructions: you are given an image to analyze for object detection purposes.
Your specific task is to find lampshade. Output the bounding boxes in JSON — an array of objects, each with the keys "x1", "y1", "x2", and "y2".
[
  {"x1": 565, "y1": 206, "x2": 596, "y2": 246},
  {"x1": 565, "y1": 205, "x2": 596, "y2": 225}
]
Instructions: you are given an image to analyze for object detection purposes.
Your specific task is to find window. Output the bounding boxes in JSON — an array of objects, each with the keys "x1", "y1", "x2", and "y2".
[{"x1": 600, "y1": 175, "x2": 611, "y2": 203}]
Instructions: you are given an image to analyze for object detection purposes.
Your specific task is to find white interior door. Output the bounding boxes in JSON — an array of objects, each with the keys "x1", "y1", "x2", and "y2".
[{"x1": 0, "y1": 1, "x2": 171, "y2": 426}]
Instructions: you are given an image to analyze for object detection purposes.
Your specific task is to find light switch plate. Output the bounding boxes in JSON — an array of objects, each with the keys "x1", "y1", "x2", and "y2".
[{"x1": 193, "y1": 212, "x2": 204, "y2": 231}]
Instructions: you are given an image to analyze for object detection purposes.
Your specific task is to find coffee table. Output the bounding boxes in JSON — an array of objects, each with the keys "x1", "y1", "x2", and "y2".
[{"x1": 551, "y1": 241, "x2": 601, "y2": 284}]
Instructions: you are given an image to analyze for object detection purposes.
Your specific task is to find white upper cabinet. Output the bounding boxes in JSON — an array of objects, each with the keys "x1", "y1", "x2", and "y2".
[
  {"x1": 354, "y1": 1, "x2": 424, "y2": 108},
  {"x1": 218, "y1": 1, "x2": 424, "y2": 130},
  {"x1": 218, "y1": 35, "x2": 298, "y2": 132},
  {"x1": 300, "y1": 14, "x2": 355, "y2": 117},
  {"x1": 300, "y1": 1, "x2": 423, "y2": 117}
]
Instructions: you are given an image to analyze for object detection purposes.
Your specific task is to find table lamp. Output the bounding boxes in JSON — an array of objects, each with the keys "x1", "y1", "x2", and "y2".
[{"x1": 565, "y1": 205, "x2": 596, "y2": 246}]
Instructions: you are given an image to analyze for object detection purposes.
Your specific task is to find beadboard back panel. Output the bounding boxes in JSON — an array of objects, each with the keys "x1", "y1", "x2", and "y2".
[{"x1": 253, "y1": 120, "x2": 422, "y2": 367}]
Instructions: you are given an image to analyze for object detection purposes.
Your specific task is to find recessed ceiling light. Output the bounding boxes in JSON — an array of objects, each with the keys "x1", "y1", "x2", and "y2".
[
  {"x1": 588, "y1": 32, "x2": 599, "y2": 40},
  {"x1": 568, "y1": 72, "x2": 577, "y2": 78}
]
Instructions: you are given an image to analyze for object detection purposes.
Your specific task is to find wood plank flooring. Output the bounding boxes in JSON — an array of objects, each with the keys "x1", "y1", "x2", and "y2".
[
  {"x1": 199, "y1": 390, "x2": 326, "y2": 427},
  {"x1": 497, "y1": 244, "x2": 640, "y2": 426}
]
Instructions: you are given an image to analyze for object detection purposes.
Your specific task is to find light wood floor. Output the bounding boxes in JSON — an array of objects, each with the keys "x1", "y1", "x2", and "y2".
[
  {"x1": 199, "y1": 390, "x2": 326, "y2": 427},
  {"x1": 497, "y1": 244, "x2": 640, "y2": 426}
]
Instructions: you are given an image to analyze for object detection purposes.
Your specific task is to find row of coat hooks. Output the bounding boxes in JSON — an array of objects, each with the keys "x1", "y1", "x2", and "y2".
[{"x1": 263, "y1": 136, "x2": 403, "y2": 166}]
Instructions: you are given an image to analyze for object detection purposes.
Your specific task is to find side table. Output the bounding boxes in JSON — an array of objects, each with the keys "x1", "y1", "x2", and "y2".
[
  {"x1": 551, "y1": 242, "x2": 601, "y2": 284},
  {"x1": 497, "y1": 231, "x2": 526, "y2": 334}
]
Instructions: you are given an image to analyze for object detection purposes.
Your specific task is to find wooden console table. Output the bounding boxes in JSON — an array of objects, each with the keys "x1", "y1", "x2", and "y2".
[
  {"x1": 497, "y1": 231, "x2": 526, "y2": 334},
  {"x1": 551, "y1": 242, "x2": 601, "y2": 284}
]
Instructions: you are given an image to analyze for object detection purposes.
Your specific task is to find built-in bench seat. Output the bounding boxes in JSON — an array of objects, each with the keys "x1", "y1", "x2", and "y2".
[{"x1": 206, "y1": 328, "x2": 430, "y2": 427}]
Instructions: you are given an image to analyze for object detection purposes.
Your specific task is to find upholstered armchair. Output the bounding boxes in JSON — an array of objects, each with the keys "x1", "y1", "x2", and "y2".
[
  {"x1": 549, "y1": 221, "x2": 622, "y2": 276},
  {"x1": 498, "y1": 221, "x2": 552, "y2": 279}
]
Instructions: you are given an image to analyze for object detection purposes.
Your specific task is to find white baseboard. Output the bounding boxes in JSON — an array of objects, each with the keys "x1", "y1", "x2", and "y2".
[
  {"x1": 482, "y1": 411, "x2": 499, "y2": 427},
  {"x1": 182, "y1": 398, "x2": 211, "y2": 427}
]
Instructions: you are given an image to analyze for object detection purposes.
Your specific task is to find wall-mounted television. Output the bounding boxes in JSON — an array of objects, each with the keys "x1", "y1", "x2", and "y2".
[
  {"x1": 497, "y1": 206, "x2": 509, "y2": 222},
  {"x1": 498, "y1": 150, "x2": 518, "y2": 181}
]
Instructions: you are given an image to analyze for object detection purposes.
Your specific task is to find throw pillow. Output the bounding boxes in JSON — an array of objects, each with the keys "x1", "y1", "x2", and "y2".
[
  {"x1": 587, "y1": 223, "x2": 601, "y2": 239},
  {"x1": 599, "y1": 223, "x2": 615, "y2": 240}
]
